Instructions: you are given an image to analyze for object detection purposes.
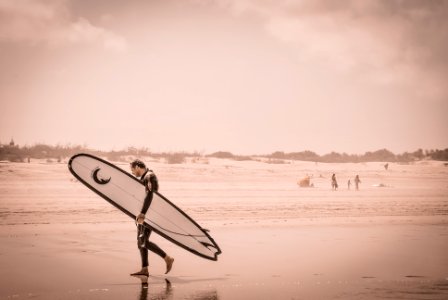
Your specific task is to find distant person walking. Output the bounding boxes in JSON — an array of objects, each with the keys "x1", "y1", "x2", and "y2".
[
  {"x1": 331, "y1": 173, "x2": 338, "y2": 190},
  {"x1": 354, "y1": 175, "x2": 361, "y2": 190}
]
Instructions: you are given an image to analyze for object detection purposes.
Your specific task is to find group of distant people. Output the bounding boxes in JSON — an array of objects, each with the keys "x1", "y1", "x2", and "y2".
[
  {"x1": 300, "y1": 162, "x2": 393, "y2": 190},
  {"x1": 332, "y1": 174, "x2": 361, "y2": 191}
]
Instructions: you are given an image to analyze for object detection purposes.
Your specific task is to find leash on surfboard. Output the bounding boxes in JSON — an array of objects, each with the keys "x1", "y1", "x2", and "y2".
[
  {"x1": 145, "y1": 219, "x2": 208, "y2": 237},
  {"x1": 144, "y1": 220, "x2": 218, "y2": 250}
]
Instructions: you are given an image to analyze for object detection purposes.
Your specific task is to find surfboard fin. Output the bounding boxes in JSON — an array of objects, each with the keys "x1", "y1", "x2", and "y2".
[{"x1": 200, "y1": 241, "x2": 217, "y2": 251}]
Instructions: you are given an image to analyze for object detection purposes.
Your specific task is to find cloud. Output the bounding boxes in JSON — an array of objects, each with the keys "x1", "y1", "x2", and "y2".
[
  {"x1": 0, "y1": 0, "x2": 128, "y2": 52},
  {"x1": 211, "y1": 0, "x2": 448, "y2": 99},
  {"x1": 67, "y1": 18, "x2": 128, "y2": 52}
]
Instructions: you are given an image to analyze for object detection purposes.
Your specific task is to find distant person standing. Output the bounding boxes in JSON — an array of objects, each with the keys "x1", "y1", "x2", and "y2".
[
  {"x1": 384, "y1": 163, "x2": 389, "y2": 170},
  {"x1": 347, "y1": 179, "x2": 351, "y2": 190},
  {"x1": 354, "y1": 175, "x2": 361, "y2": 190},
  {"x1": 331, "y1": 174, "x2": 338, "y2": 190}
]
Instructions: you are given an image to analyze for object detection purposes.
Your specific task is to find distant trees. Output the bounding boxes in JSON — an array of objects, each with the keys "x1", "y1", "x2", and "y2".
[
  {"x1": 207, "y1": 151, "x2": 234, "y2": 159},
  {"x1": 0, "y1": 141, "x2": 447, "y2": 163},
  {"x1": 271, "y1": 150, "x2": 320, "y2": 161},
  {"x1": 264, "y1": 148, "x2": 448, "y2": 163},
  {"x1": 207, "y1": 151, "x2": 252, "y2": 161},
  {"x1": 0, "y1": 143, "x2": 140, "y2": 163},
  {"x1": 363, "y1": 149, "x2": 396, "y2": 162},
  {"x1": 203, "y1": 148, "x2": 448, "y2": 162},
  {"x1": 426, "y1": 148, "x2": 448, "y2": 161}
]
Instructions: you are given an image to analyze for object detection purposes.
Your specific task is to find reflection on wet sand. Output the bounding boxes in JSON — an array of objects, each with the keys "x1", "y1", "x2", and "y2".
[
  {"x1": 132, "y1": 275, "x2": 219, "y2": 300},
  {"x1": 361, "y1": 279, "x2": 448, "y2": 300},
  {"x1": 132, "y1": 275, "x2": 172, "y2": 300}
]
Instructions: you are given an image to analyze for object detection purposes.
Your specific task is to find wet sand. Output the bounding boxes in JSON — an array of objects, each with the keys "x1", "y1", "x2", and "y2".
[{"x1": 0, "y1": 159, "x2": 447, "y2": 299}]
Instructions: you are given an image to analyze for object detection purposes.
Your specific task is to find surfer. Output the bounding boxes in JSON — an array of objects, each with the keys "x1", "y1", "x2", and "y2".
[
  {"x1": 354, "y1": 175, "x2": 361, "y2": 190},
  {"x1": 130, "y1": 159, "x2": 175, "y2": 276},
  {"x1": 331, "y1": 173, "x2": 338, "y2": 190}
]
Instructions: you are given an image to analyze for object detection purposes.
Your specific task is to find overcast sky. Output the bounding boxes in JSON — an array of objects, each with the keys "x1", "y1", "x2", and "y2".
[{"x1": 1, "y1": 0, "x2": 447, "y2": 155}]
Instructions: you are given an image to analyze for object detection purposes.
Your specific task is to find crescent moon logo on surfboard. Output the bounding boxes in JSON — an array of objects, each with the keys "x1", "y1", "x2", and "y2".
[{"x1": 92, "y1": 167, "x2": 111, "y2": 185}]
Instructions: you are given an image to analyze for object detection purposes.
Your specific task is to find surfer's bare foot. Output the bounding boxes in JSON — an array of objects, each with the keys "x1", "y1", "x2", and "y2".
[
  {"x1": 131, "y1": 274, "x2": 149, "y2": 285},
  {"x1": 164, "y1": 256, "x2": 174, "y2": 274},
  {"x1": 131, "y1": 267, "x2": 149, "y2": 276}
]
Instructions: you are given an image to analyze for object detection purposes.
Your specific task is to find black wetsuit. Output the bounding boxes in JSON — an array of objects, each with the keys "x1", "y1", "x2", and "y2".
[{"x1": 137, "y1": 169, "x2": 166, "y2": 267}]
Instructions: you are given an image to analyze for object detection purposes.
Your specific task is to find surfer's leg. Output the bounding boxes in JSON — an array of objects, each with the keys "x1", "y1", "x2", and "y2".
[
  {"x1": 164, "y1": 255, "x2": 174, "y2": 274},
  {"x1": 146, "y1": 241, "x2": 166, "y2": 257},
  {"x1": 143, "y1": 228, "x2": 167, "y2": 258},
  {"x1": 138, "y1": 225, "x2": 150, "y2": 266},
  {"x1": 131, "y1": 225, "x2": 149, "y2": 276},
  {"x1": 139, "y1": 248, "x2": 149, "y2": 267},
  {"x1": 143, "y1": 229, "x2": 175, "y2": 274}
]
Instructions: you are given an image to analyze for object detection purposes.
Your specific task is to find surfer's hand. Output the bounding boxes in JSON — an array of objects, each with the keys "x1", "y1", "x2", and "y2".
[{"x1": 136, "y1": 213, "x2": 145, "y2": 224}]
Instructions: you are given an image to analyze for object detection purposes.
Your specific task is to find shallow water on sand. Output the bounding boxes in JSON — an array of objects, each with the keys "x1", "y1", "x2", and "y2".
[{"x1": 0, "y1": 160, "x2": 447, "y2": 299}]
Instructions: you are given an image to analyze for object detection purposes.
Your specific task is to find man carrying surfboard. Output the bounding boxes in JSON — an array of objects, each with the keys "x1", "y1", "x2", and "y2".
[{"x1": 130, "y1": 159, "x2": 174, "y2": 276}]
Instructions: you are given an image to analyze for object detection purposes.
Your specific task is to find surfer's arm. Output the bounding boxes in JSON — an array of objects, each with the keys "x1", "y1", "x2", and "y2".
[
  {"x1": 136, "y1": 172, "x2": 157, "y2": 223},
  {"x1": 135, "y1": 192, "x2": 152, "y2": 224},
  {"x1": 140, "y1": 172, "x2": 157, "y2": 214},
  {"x1": 140, "y1": 192, "x2": 153, "y2": 215}
]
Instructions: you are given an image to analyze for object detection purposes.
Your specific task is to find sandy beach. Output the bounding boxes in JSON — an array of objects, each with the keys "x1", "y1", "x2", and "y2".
[{"x1": 1, "y1": 158, "x2": 447, "y2": 299}]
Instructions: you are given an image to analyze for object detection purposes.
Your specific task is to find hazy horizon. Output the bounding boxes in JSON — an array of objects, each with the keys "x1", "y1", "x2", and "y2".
[
  {"x1": 1, "y1": 0, "x2": 447, "y2": 155},
  {"x1": 1, "y1": 139, "x2": 444, "y2": 158}
]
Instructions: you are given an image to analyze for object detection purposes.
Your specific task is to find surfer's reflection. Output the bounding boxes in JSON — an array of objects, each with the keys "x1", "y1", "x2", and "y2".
[
  {"x1": 133, "y1": 276, "x2": 172, "y2": 300},
  {"x1": 132, "y1": 276, "x2": 219, "y2": 300}
]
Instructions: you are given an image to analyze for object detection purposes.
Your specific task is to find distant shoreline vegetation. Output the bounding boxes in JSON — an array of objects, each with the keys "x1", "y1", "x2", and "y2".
[{"x1": 0, "y1": 142, "x2": 447, "y2": 163}]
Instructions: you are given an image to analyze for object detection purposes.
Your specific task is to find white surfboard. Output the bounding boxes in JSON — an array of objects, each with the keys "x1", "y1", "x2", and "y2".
[{"x1": 68, "y1": 153, "x2": 221, "y2": 261}]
